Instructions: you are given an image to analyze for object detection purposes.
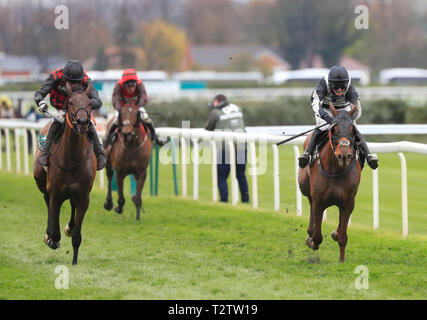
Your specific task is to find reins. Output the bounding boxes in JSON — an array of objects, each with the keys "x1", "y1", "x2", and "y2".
[{"x1": 66, "y1": 105, "x2": 95, "y2": 134}]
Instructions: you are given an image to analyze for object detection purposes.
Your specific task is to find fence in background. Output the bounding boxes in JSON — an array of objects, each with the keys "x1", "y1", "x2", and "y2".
[{"x1": 1, "y1": 119, "x2": 427, "y2": 238}]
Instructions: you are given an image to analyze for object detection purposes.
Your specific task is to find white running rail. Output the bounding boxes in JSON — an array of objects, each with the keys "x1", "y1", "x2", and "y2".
[{"x1": 1, "y1": 119, "x2": 426, "y2": 238}]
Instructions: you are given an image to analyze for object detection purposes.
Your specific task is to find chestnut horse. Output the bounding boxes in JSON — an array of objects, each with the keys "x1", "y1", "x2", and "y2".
[
  {"x1": 298, "y1": 103, "x2": 361, "y2": 262},
  {"x1": 33, "y1": 83, "x2": 97, "y2": 265},
  {"x1": 103, "y1": 104, "x2": 152, "y2": 220}
]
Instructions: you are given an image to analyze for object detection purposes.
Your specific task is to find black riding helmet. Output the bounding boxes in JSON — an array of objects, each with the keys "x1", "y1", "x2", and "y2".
[
  {"x1": 328, "y1": 65, "x2": 349, "y2": 91},
  {"x1": 63, "y1": 60, "x2": 85, "y2": 82}
]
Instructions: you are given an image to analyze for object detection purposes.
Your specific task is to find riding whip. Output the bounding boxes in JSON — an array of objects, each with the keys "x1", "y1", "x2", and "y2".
[
  {"x1": 44, "y1": 109, "x2": 65, "y2": 124},
  {"x1": 276, "y1": 122, "x2": 329, "y2": 146}
]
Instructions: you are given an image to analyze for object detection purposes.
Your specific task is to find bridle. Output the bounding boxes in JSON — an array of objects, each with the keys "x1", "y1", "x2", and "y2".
[
  {"x1": 117, "y1": 108, "x2": 138, "y2": 134},
  {"x1": 328, "y1": 128, "x2": 355, "y2": 160},
  {"x1": 65, "y1": 88, "x2": 93, "y2": 135},
  {"x1": 117, "y1": 107, "x2": 147, "y2": 150},
  {"x1": 317, "y1": 124, "x2": 357, "y2": 178},
  {"x1": 66, "y1": 106, "x2": 91, "y2": 133}
]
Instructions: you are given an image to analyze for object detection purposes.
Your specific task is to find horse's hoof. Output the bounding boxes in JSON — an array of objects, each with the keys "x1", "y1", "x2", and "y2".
[
  {"x1": 64, "y1": 224, "x2": 72, "y2": 238},
  {"x1": 104, "y1": 200, "x2": 113, "y2": 211},
  {"x1": 49, "y1": 241, "x2": 60, "y2": 250},
  {"x1": 114, "y1": 207, "x2": 123, "y2": 214},
  {"x1": 44, "y1": 234, "x2": 60, "y2": 250},
  {"x1": 305, "y1": 237, "x2": 313, "y2": 249},
  {"x1": 305, "y1": 237, "x2": 319, "y2": 250},
  {"x1": 331, "y1": 230, "x2": 338, "y2": 242}
]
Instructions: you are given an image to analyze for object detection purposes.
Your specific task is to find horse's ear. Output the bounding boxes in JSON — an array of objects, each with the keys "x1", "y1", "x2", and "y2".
[
  {"x1": 85, "y1": 83, "x2": 93, "y2": 96},
  {"x1": 332, "y1": 124, "x2": 339, "y2": 135},
  {"x1": 348, "y1": 104, "x2": 358, "y2": 118},
  {"x1": 65, "y1": 81, "x2": 73, "y2": 96},
  {"x1": 328, "y1": 101, "x2": 338, "y2": 117}
]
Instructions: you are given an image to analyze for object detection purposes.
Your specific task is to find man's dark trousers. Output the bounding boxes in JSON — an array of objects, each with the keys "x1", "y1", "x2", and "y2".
[{"x1": 217, "y1": 147, "x2": 249, "y2": 203}]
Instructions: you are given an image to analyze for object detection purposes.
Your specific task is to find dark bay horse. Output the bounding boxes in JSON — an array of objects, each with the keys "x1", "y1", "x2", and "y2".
[
  {"x1": 103, "y1": 104, "x2": 152, "y2": 220},
  {"x1": 33, "y1": 82, "x2": 97, "y2": 265},
  {"x1": 298, "y1": 102, "x2": 361, "y2": 262}
]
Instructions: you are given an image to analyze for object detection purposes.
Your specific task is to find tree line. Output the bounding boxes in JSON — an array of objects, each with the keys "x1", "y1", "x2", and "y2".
[{"x1": 0, "y1": 0, "x2": 425, "y2": 74}]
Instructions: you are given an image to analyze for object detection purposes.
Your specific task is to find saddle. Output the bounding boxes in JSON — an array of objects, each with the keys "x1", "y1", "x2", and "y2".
[{"x1": 37, "y1": 122, "x2": 65, "y2": 152}]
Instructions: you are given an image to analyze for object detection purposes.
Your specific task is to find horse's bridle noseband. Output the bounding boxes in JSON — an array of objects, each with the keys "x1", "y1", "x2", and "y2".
[
  {"x1": 315, "y1": 126, "x2": 357, "y2": 178},
  {"x1": 118, "y1": 108, "x2": 139, "y2": 135},
  {"x1": 116, "y1": 108, "x2": 148, "y2": 150},
  {"x1": 328, "y1": 125, "x2": 355, "y2": 159},
  {"x1": 66, "y1": 105, "x2": 91, "y2": 134}
]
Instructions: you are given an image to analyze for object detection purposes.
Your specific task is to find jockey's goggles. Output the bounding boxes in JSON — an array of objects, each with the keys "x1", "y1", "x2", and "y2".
[
  {"x1": 125, "y1": 80, "x2": 137, "y2": 87},
  {"x1": 331, "y1": 81, "x2": 348, "y2": 91}
]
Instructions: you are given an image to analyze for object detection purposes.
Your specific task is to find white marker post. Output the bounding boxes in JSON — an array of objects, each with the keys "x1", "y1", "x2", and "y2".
[{"x1": 398, "y1": 153, "x2": 408, "y2": 238}]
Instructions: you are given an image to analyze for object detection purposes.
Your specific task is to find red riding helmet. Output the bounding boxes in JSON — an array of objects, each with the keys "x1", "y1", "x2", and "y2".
[{"x1": 121, "y1": 69, "x2": 139, "y2": 83}]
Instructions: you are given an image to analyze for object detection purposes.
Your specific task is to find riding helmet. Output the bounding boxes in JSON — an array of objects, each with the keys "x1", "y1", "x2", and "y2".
[
  {"x1": 328, "y1": 65, "x2": 349, "y2": 91},
  {"x1": 121, "y1": 68, "x2": 139, "y2": 83},
  {"x1": 63, "y1": 60, "x2": 85, "y2": 81}
]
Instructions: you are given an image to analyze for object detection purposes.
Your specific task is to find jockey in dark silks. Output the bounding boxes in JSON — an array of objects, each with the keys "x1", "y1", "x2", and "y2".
[
  {"x1": 298, "y1": 65, "x2": 378, "y2": 170},
  {"x1": 103, "y1": 68, "x2": 164, "y2": 148},
  {"x1": 34, "y1": 60, "x2": 107, "y2": 170}
]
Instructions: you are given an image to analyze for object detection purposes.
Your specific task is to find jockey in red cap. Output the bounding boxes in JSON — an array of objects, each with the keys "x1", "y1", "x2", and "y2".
[{"x1": 103, "y1": 69, "x2": 164, "y2": 148}]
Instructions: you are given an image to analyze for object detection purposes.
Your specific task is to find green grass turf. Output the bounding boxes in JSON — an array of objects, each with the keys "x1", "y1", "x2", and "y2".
[
  {"x1": 0, "y1": 168, "x2": 426, "y2": 299},
  {"x1": 2, "y1": 133, "x2": 426, "y2": 234}
]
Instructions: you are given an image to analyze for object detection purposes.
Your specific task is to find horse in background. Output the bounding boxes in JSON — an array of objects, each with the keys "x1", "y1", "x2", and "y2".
[
  {"x1": 298, "y1": 103, "x2": 361, "y2": 262},
  {"x1": 103, "y1": 103, "x2": 151, "y2": 221},
  {"x1": 33, "y1": 82, "x2": 97, "y2": 265}
]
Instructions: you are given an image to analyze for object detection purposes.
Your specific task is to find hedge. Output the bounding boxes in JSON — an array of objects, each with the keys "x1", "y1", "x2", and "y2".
[{"x1": 145, "y1": 98, "x2": 427, "y2": 128}]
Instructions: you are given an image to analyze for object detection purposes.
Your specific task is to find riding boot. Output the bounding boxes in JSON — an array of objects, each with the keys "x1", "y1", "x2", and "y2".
[
  {"x1": 143, "y1": 117, "x2": 165, "y2": 146},
  {"x1": 298, "y1": 129, "x2": 322, "y2": 168},
  {"x1": 87, "y1": 123, "x2": 107, "y2": 170},
  {"x1": 102, "y1": 122, "x2": 118, "y2": 149},
  {"x1": 38, "y1": 120, "x2": 63, "y2": 167},
  {"x1": 355, "y1": 129, "x2": 378, "y2": 169}
]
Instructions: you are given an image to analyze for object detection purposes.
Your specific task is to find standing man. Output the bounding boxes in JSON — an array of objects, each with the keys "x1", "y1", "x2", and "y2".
[{"x1": 204, "y1": 94, "x2": 249, "y2": 203}]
